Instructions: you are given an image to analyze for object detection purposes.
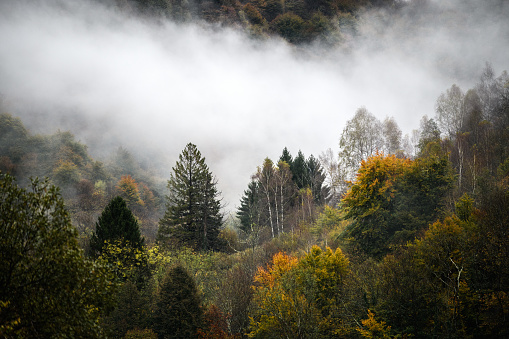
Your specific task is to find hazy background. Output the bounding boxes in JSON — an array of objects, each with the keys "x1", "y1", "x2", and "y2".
[{"x1": 1, "y1": 0, "x2": 508, "y2": 210}]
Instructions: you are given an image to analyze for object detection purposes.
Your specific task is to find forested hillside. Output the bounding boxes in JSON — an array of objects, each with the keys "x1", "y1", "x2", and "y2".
[{"x1": 1, "y1": 0, "x2": 509, "y2": 338}]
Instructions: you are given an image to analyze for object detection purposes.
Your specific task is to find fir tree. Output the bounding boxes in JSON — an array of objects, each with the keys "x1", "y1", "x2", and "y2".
[
  {"x1": 89, "y1": 196, "x2": 144, "y2": 257},
  {"x1": 279, "y1": 147, "x2": 293, "y2": 166},
  {"x1": 158, "y1": 143, "x2": 224, "y2": 251},
  {"x1": 291, "y1": 150, "x2": 309, "y2": 189},
  {"x1": 154, "y1": 265, "x2": 203, "y2": 339},
  {"x1": 237, "y1": 179, "x2": 261, "y2": 234}
]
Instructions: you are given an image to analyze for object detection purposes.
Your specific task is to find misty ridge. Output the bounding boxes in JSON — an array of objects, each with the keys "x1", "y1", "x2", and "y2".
[
  {"x1": 2, "y1": 1, "x2": 509, "y2": 338},
  {"x1": 0, "y1": 0, "x2": 508, "y2": 209}
]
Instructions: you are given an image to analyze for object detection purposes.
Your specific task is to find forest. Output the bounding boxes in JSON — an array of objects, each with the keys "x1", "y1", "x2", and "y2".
[{"x1": 1, "y1": 0, "x2": 509, "y2": 338}]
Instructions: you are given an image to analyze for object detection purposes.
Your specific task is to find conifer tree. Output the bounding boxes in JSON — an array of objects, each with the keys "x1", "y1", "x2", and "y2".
[
  {"x1": 237, "y1": 179, "x2": 261, "y2": 235},
  {"x1": 279, "y1": 147, "x2": 293, "y2": 166},
  {"x1": 89, "y1": 196, "x2": 144, "y2": 257},
  {"x1": 154, "y1": 265, "x2": 203, "y2": 339},
  {"x1": 291, "y1": 150, "x2": 309, "y2": 189},
  {"x1": 158, "y1": 143, "x2": 223, "y2": 251}
]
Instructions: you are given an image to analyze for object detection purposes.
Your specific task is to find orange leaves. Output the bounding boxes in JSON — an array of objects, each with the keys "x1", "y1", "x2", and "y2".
[
  {"x1": 116, "y1": 175, "x2": 144, "y2": 207},
  {"x1": 254, "y1": 252, "x2": 298, "y2": 289}
]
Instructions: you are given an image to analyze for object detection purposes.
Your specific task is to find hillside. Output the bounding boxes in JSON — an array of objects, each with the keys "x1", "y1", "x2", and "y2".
[{"x1": 1, "y1": 0, "x2": 509, "y2": 337}]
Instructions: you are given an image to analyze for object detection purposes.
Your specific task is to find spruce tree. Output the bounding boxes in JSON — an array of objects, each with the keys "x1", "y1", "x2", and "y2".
[
  {"x1": 89, "y1": 196, "x2": 144, "y2": 257},
  {"x1": 279, "y1": 147, "x2": 293, "y2": 166},
  {"x1": 291, "y1": 150, "x2": 309, "y2": 189},
  {"x1": 158, "y1": 143, "x2": 224, "y2": 251},
  {"x1": 154, "y1": 265, "x2": 203, "y2": 339},
  {"x1": 237, "y1": 179, "x2": 261, "y2": 234}
]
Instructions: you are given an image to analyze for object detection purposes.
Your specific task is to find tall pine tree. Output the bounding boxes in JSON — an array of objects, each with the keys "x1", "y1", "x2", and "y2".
[{"x1": 158, "y1": 143, "x2": 224, "y2": 251}]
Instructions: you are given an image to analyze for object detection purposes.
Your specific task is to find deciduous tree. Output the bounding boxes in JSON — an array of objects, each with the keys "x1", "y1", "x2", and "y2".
[{"x1": 0, "y1": 174, "x2": 116, "y2": 338}]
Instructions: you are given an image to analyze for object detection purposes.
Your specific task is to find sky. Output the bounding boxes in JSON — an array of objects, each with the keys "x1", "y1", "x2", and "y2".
[{"x1": 1, "y1": 0, "x2": 508, "y2": 210}]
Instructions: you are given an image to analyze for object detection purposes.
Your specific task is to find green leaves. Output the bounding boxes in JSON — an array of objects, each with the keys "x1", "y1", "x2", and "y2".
[
  {"x1": 0, "y1": 173, "x2": 116, "y2": 338},
  {"x1": 341, "y1": 152, "x2": 453, "y2": 258}
]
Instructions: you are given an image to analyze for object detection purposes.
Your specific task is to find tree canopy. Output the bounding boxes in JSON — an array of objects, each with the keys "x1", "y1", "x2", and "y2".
[{"x1": 0, "y1": 174, "x2": 116, "y2": 338}]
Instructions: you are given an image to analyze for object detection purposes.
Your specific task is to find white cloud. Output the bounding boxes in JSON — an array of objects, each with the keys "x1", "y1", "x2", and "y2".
[{"x1": 1, "y1": 0, "x2": 508, "y2": 209}]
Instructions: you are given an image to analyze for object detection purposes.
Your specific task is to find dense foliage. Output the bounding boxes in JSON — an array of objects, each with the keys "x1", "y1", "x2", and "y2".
[
  {"x1": 0, "y1": 174, "x2": 116, "y2": 338},
  {"x1": 1, "y1": 2, "x2": 508, "y2": 335}
]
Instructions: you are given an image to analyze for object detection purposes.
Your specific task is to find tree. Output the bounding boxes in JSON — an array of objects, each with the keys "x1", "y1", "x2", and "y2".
[
  {"x1": 319, "y1": 148, "x2": 347, "y2": 205},
  {"x1": 116, "y1": 174, "x2": 144, "y2": 208},
  {"x1": 291, "y1": 150, "x2": 309, "y2": 189},
  {"x1": 417, "y1": 115, "x2": 441, "y2": 156},
  {"x1": 341, "y1": 153, "x2": 453, "y2": 258},
  {"x1": 435, "y1": 84, "x2": 465, "y2": 139},
  {"x1": 249, "y1": 247, "x2": 354, "y2": 338},
  {"x1": 271, "y1": 13, "x2": 308, "y2": 44},
  {"x1": 254, "y1": 158, "x2": 277, "y2": 238},
  {"x1": 154, "y1": 265, "x2": 203, "y2": 339},
  {"x1": 237, "y1": 179, "x2": 261, "y2": 235},
  {"x1": 0, "y1": 174, "x2": 116, "y2": 338},
  {"x1": 158, "y1": 143, "x2": 223, "y2": 251},
  {"x1": 306, "y1": 155, "x2": 328, "y2": 205},
  {"x1": 382, "y1": 116, "x2": 402, "y2": 154},
  {"x1": 339, "y1": 107, "x2": 383, "y2": 178},
  {"x1": 89, "y1": 196, "x2": 145, "y2": 257}
]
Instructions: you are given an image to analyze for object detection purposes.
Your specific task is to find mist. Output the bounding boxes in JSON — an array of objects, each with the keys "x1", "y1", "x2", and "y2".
[{"x1": 1, "y1": 0, "x2": 508, "y2": 210}]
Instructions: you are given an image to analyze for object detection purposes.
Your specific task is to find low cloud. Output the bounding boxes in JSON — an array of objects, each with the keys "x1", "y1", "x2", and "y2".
[{"x1": 1, "y1": 0, "x2": 508, "y2": 209}]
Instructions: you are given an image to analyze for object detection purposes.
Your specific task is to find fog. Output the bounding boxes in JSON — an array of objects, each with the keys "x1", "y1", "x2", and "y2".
[{"x1": 1, "y1": 0, "x2": 508, "y2": 210}]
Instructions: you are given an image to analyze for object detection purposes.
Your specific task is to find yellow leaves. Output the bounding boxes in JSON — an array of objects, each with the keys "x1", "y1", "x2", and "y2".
[{"x1": 358, "y1": 310, "x2": 392, "y2": 339}]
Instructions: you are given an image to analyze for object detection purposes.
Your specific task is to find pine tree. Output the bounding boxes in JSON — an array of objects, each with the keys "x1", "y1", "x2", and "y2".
[
  {"x1": 154, "y1": 265, "x2": 203, "y2": 339},
  {"x1": 237, "y1": 179, "x2": 261, "y2": 235},
  {"x1": 89, "y1": 196, "x2": 144, "y2": 257},
  {"x1": 158, "y1": 143, "x2": 224, "y2": 251},
  {"x1": 291, "y1": 150, "x2": 309, "y2": 189},
  {"x1": 279, "y1": 147, "x2": 293, "y2": 166}
]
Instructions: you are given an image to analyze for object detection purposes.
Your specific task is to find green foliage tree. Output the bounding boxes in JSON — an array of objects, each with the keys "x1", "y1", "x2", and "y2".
[
  {"x1": 341, "y1": 152, "x2": 453, "y2": 258},
  {"x1": 0, "y1": 173, "x2": 116, "y2": 338},
  {"x1": 291, "y1": 150, "x2": 309, "y2": 189},
  {"x1": 154, "y1": 265, "x2": 203, "y2": 339},
  {"x1": 103, "y1": 281, "x2": 151, "y2": 338},
  {"x1": 158, "y1": 143, "x2": 224, "y2": 251},
  {"x1": 271, "y1": 13, "x2": 307, "y2": 44},
  {"x1": 90, "y1": 196, "x2": 145, "y2": 257},
  {"x1": 237, "y1": 179, "x2": 261, "y2": 235},
  {"x1": 0, "y1": 113, "x2": 28, "y2": 170}
]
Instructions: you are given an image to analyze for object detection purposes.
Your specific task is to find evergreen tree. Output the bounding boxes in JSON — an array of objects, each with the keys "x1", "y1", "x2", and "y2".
[
  {"x1": 158, "y1": 143, "x2": 223, "y2": 251},
  {"x1": 291, "y1": 150, "x2": 309, "y2": 189},
  {"x1": 154, "y1": 265, "x2": 203, "y2": 339},
  {"x1": 306, "y1": 154, "x2": 328, "y2": 205},
  {"x1": 279, "y1": 147, "x2": 293, "y2": 166},
  {"x1": 237, "y1": 179, "x2": 261, "y2": 235},
  {"x1": 89, "y1": 196, "x2": 144, "y2": 257}
]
